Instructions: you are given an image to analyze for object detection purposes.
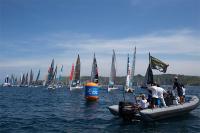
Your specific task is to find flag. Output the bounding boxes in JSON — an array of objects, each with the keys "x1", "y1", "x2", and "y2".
[
  {"x1": 150, "y1": 56, "x2": 169, "y2": 73},
  {"x1": 144, "y1": 64, "x2": 154, "y2": 85}
]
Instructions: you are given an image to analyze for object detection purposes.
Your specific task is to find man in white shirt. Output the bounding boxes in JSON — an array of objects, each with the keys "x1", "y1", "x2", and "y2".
[
  {"x1": 157, "y1": 85, "x2": 167, "y2": 107},
  {"x1": 147, "y1": 82, "x2": 159, "y2": 108},
  {"x1": 181, "y1": 84, "x2": 186, "y2": 102}
]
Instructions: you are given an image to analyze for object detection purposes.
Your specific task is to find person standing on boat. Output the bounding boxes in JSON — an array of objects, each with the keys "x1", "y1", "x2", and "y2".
[
  {"x1": 173, "y1": 77, "x2": 184, "y2": 104},
  {"x1": 181, "y1": 84, "x2": 186, "y2": 102},
  {"x1": 157, "y1": 84, "x2": 167, "y2": 107},
  {"x1": 147, "y1": 90, "x2": 152, "y2": 105},
  {"x1": 147, "y1": 82, "x2": 159, "y2": 108}
]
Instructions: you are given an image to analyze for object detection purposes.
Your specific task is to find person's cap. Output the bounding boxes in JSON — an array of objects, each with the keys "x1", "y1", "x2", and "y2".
[{"x1": 174, "y1": 76, "x2": 178, "y2": 79}]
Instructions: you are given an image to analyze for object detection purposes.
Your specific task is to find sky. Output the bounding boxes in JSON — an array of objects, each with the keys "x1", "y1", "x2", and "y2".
[{"x1": 0, "y1": 0, "x2": 200, "y2": 82}]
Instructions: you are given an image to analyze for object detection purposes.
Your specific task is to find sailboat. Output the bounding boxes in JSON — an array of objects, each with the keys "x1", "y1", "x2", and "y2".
[
  {"x1": 70, "y1": 54, "x2": 83, "y2": 90},
  {"x1": 57, "y1": 65, "x2": 64, "y2": 88},
  {"x1": 34, "y1": 69, "x2": 40, "y2": 87},
  {"x1": 124, "y1": 54, "x2": 133, "y2": 93},
  {"x1": 3, "y1": 75, "x2": 11, "y2": 87},
  {"x1": 20, "y1": 73, "x2": 25, "y2": 87},
  {"x1": 125, "y1": 47, "x2": 136, "y2": 93},
  {"x1": 47, "y1": 59, "x2": 54, "y2": 85},
  {"x1": 28, "y1": 69, "x2": 34, "y2": 87},
  {"x1": 108, "y1": 50, "x2": 118, "y2": 92},
  {"x1": 25, "y1": 72, "x2": 29, "y2": 87},
  {"x1": 91, "y1": 53, "x2": 99, "y2": 84},
  {"x1": 130, "y1": 46, "x2": 136, "y2": 88},
  {"x1": 47, "y1": 59, "x2": 57, "y2": 89}
]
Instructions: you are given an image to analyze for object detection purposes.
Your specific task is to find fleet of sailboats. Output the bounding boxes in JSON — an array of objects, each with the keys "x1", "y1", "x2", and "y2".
[{"x1": 1, "y1": 47, "x2": 140, "y2": 91}]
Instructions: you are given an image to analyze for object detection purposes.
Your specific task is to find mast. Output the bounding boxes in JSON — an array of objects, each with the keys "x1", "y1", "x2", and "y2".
[
  {"x1": 149, "y1": 52, "x2": 151, "y2": 68},
  {"x1": 126, "y1": 54, "x2": 131, "y2": 88}
]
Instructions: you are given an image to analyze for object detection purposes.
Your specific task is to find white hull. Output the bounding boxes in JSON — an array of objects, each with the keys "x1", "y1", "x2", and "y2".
[
  {"x1": 140, "y1": 95, "x2": 199, "y2": 121},
  {"x1": 107, "y1": 105, "x2": 119, "y2": 116},
  {"x1": 3, "y1": 83, "x2": 11, "y2": 87},
  {"x1": 47, "y1": 85, "x2": 56, "y2": 90},
  {"x1": 70, "y1": 86, "x2": 83, "y2": 91},
  {"x1": 108, "y1": 87, "x2": 118, "y2": 92},
  {"x1": 107, "y1": 95, "x2": 199, "y2": 121}
]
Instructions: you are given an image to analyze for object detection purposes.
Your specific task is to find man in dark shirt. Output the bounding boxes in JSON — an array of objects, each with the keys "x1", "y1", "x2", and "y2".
[{"x1": 173, "y1": 77, "x2": 184, "y2": 104}]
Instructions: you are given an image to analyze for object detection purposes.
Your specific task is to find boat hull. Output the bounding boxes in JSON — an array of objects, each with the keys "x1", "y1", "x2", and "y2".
[
  {"x1": 3, "y1": 83, "x2": 11, "y2": 87},
  {"x1": 125, "y1": 88, "x2": 134, "y2": 93},
  {"x1": 140, "y1": 95, "x2": 199, "y2": 121},
  {"x1": 107, "y1": 95, "x2": 199, "y2": 121},
  {"x1": 107, "y1": 105, "x2": 119, "y2": 116},
  {"x1": 70, "y1": 86, "x2": 83, "y2": 91},
  {"x1": 108, "y1": 87, "x2": 118, "y2": 92}
]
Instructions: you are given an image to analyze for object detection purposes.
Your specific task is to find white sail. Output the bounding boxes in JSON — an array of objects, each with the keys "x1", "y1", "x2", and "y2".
[
  {"x1": 91, "y1": 53, "x2": 99, "y2": 84},
  {"x1": 108, "y1": 50, "x2": 118, "y2": 92},
  {"x1": 130, "y1": 46, "x2": 136, "y2": 87},
  {"x1": 125, "y1": 54, "x2": 133, "y2": 93}
]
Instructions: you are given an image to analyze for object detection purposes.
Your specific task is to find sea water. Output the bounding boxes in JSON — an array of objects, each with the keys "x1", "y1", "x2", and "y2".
[{"x1": 0, "y1": 86, "x2": 199, "y2": 133}]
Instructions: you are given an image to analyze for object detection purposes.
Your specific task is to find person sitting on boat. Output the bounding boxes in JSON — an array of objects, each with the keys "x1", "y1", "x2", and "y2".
[
  {"x1": 147, "y1": 82, "x2": 159, "y2": 108},
  {"x1": 157, "y1": 84, "x2": 167, "y2": 107},
  {"x1": 139, "y1": 94, "x2": 149, "y2": 109},
  {"x1": 173, "y1": 77, "x2": 184, "y2": 104}
]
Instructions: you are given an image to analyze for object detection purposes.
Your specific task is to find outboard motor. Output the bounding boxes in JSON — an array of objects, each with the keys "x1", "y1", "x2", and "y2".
[{"x1": 119, "y1": 101, "x2": 140, "y2": 121}]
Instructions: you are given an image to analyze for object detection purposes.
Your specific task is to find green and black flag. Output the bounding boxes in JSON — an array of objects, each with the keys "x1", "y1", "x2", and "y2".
[{"x1": 150, "y1": 55, "x2": 169, "y2": 73}]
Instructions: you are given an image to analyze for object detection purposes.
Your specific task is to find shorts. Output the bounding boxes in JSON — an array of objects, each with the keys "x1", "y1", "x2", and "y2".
[
  {"x1": 151, "y1": 98, "x2": 158, "y2": 105},
  {"x1": 157, "y1": 98, "x2": 161, "y2": 106}
]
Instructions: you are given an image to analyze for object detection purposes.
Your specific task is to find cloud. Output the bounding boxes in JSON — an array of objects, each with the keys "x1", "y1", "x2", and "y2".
[{"x1": 0, "y1": 29, "x2": 200, "y2": 82}]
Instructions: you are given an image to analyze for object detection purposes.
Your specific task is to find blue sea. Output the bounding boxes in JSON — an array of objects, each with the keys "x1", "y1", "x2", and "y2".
[{"x1": 0, "y1": 86, "x2": 199, "y2": 133}]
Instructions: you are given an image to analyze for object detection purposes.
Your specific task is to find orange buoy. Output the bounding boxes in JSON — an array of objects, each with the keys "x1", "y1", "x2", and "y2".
[{"x1": 85, "y1": 82, "x2": 99, "y2": 101}]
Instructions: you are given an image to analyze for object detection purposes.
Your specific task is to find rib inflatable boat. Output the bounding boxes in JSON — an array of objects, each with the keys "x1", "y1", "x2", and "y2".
[{"x1": 107, "y1": 95, "x2": 199, "y2": 121}]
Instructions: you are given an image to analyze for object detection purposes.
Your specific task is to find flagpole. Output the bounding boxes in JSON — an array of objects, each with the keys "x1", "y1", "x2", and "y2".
[
  {"x1": 149, "y1": 52, "x2": 151, "y2": 67},
  {"x1": 149, "y1": 52, "x2": 154, "y2": 84}
]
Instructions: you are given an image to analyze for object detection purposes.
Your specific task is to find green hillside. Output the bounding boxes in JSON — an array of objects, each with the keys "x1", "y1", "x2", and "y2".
[{"x1": 61, "y1": 74, "x2": 200, "y2": 86}]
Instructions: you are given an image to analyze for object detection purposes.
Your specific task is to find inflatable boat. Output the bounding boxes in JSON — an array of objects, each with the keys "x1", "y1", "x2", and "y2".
[{"x1": 107, "y1": 95, "x2": 199, "y2": 121}]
